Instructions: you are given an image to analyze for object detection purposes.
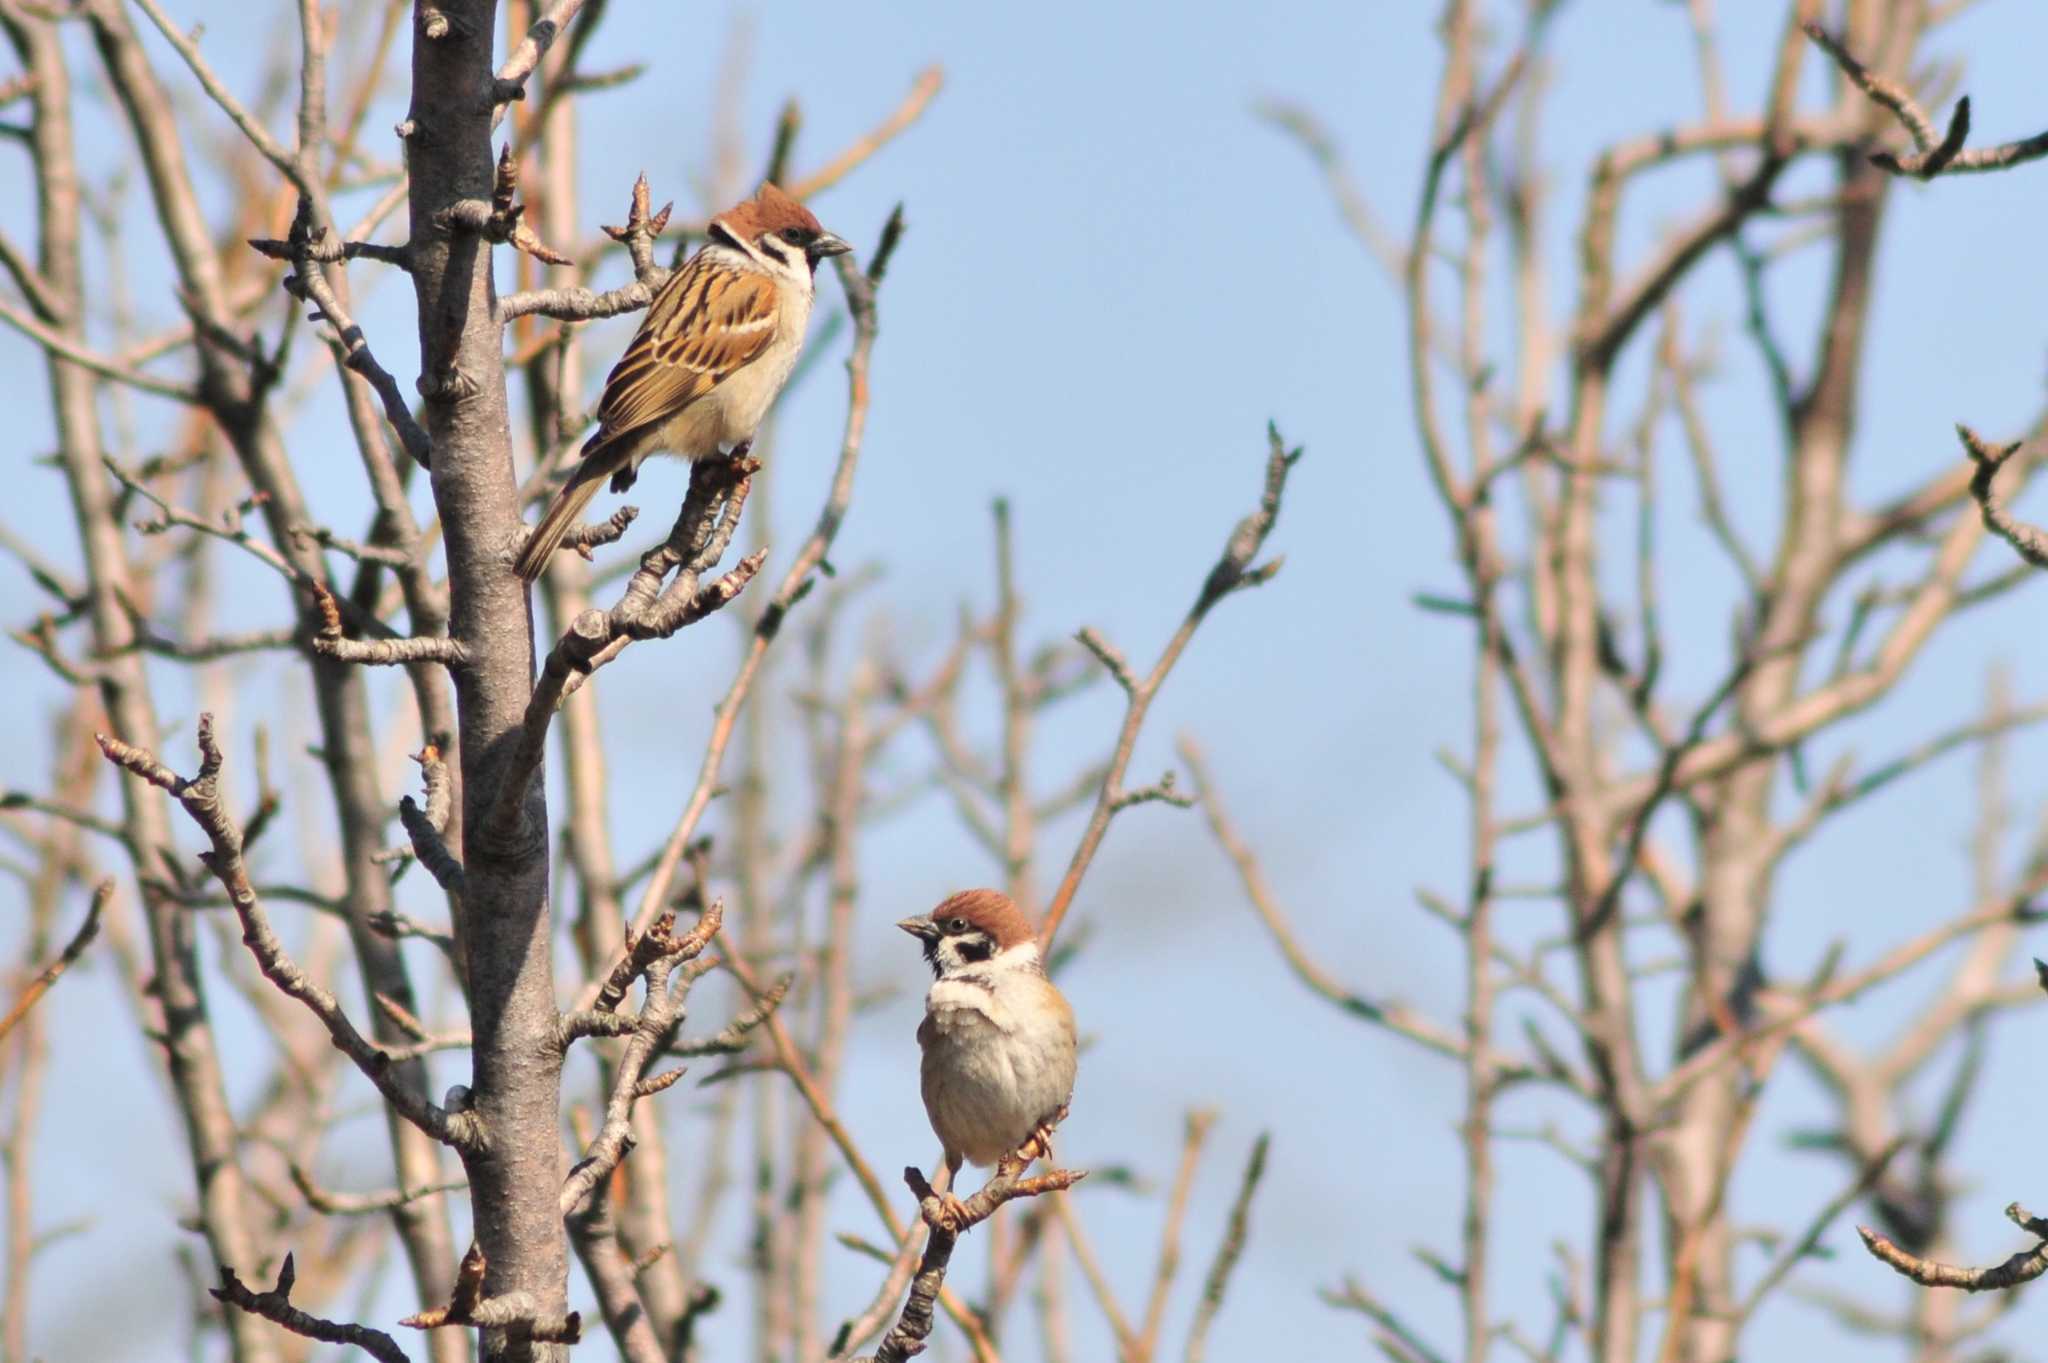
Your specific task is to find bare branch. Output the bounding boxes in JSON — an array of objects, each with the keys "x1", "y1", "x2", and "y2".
[
  {"x1": 1958, "y1": 425, "x2": 2048, "y2": 569},
  {"x1": 273, "y1": 200, "x2": 433, "y2": 468},
  {"x1": 309, "y1": 584, "x2": 468, "y2": 668},
  {"x1": 859, "y1": 1163, "x2": 1087, "y2": 1363},
  {"x1": 787, "y1": 66, "x2": 943, "y2": 199},
  {"x1": 490, "y1": 458, "x2": 764, "y2": 845},
  {"x1": 1860, "y1": 1204, "x2": 2048, "y2": 1291},
  {"x1": 0, "y1": 878, "x2": 105, "y2": 1046},
  {"x1": 1038, "y1": 426, "x2": 1300, "y2": 949},
  {"x1": 559, "y1": 902, "x2": 724, "y2": 1218},
  {"x1": 289, "y1": 1164, "x2": 467, "y2": 1217},
  {"x1": 400, "y1": 1243, "x2": 581, "y2": 1343},
  {"x1": 1805, "y1": 23, "x2": 2048, "y2": 177},
  {"x1": 1180, "y1": 737, "x2": 1467, "y2": 1058},
  {"x1": 212, "y1": 1255, "x2": 411, "y2": 1363},
  {"x1": 94, "y1": 717, "x2": 477, "y2": 1150},
  {"x1": 493, "y1": 0, "x2": 588, "y2": 110},
  {"x1": 0, "y1": 293, "x2": 200, "y2": 401},
  {"x1": 1185, "y1": 1132, "x2": 1270, "y2": 1363}
]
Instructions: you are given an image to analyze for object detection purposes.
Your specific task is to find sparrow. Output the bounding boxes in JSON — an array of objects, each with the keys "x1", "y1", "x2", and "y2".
[
  {"x1": 513, "y1": 181, "x2": 851, "y2": 581},
  {"x1": 899, "y1": 889, "x2": 1077, "y2": 1224}
]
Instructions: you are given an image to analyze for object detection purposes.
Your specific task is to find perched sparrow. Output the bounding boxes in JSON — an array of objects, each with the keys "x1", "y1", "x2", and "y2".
[
  {"x1": 899, "y1": 889, "x2": 1077, "y2": 1219},
  {"x1": 513, "y1": 181, "x2": 850, "y2": 581}
]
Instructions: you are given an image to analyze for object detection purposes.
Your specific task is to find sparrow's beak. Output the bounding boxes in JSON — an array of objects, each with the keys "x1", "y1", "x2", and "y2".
[
  {"x1": 808, "y1": 231, "x2": 853, "y2": 262},
  {"x1": 896, "y1": 914, "x2": 939, "y2": 942}
]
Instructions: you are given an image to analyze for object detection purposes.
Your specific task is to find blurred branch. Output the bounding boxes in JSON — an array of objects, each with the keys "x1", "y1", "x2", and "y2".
[
  {"x1": 1180, "y1": 736, "x2": 1471, "y2": 1060},
  {"x1": 1804, "y1": 22, "x2": 2048, "y2": 177},
  {"x1": 786, "y1": 66, "x2": 943, "y2": 199},
  {"x1": 1958, "y1": 425, "x2": 2048, "y2": 569},
  {"x1": 0, "y1": 878, "x2": 105, "y2": 1046},
  {"x1": 1860, "y1": 1204, "x2": 2048, "y2": 1291},
  {"x1": 1183, "y1": 1132, "x2": 1269, "y2": 1363}
]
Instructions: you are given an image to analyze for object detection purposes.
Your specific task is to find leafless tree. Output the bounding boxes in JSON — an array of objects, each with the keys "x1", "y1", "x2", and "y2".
[
  {"x1": 15, "y1": 4, "x2": 2048, "y2": 1363},
  {"x1": 1242, "y1": 3, "x2": 2048, "y2": 1361},
  {"x1": 0, "y1": 4, "x2": 1289, "y2": 1362}
]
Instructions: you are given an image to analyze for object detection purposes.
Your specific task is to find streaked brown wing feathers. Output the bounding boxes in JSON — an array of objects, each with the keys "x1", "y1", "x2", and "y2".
[{"x1": 584, "y1": 257, "x2": 778, "y2": 446}]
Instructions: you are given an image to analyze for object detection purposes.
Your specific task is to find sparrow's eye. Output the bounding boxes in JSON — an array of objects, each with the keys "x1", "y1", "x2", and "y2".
[
  {"x1": 945, "y1": 917, "x2": 968, "y2": 934},
  {"x1": 781, "y1": 226, "x2": 808, "y2": 245}
]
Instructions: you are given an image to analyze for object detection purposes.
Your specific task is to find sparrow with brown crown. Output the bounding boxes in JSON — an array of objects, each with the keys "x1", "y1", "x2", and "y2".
[
  {"x1": 513, "y1": 181, "x2": 850, "y2": 581},
  {"x1": 899, "y1": 889, "x2": 1077, "y2": 1226}
]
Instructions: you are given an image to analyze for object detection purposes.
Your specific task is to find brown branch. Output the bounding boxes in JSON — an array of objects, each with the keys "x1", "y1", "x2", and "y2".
[
  {"x1": 289, "y1": 1163, "x2": 467, "y2": 1217},
  {"x1": 490, "y1": 457, "x2": 763, "y2": 845},
  {"x1": 1859, "y1": 1203, "x2": 2048, "y2": 1291},
  {"x1": 94, "y1": 717, "x2": 477, "y2": 1150},
  {"x1": 0, "y1": 878, "x2": 105, "y2": 1046},
  {"x1": 247, "y1": 232, "x2": 411, "y2": 270},
  {"x1": 1134, "y1": 1110, "x2": 1216, "y2": 1360},
  {"x1": 127, "y1": 0, "x2": 312, "y2": 196},
  {"x1": 1805, "y1": 23, "x2": 2048, "y2": 177},
  {"x1": 493, "y1": 0, "x2": 587, "y2": 107},
  {"x1": 559, "y1": 901, "x2": 723, "y2": 1217},
  {"x1": 212, "y1": 1255, "x2": 411, "y2": 1363},
  {"x1": 566, "y1": 1193, "x2": 667, "y2": 1363},
  {"x1": 500, "y1": 171, "x2": 671, "y2": 323},
  {"x1": 309, "y1": 584, "x2": 469, "y2": 668},
  {"x1": 560, "y1": 504, "x2": 638, "y2": 555},
  {"x1": 398, "y1": 780, "x2": 464, "y2": 898},
  {"x1": 1958, "y1": 425, "x2": 2048, "y2": 569},
  {"x1": 1324, "y1": 1277, "x2": 1451, "y2": 1363},
  {"x1": 400, "y1": 1243, "x2": 581, "y2": 1342},
  {"x1": 273, "y1": 199, "x2": 433, "y2": 468},
  {"x1": 1180, "y1": 737, "x2": 1467, "y2": 1058},
  {"x1": 859, "y1": 1164, "x2": 1086, "y2": 1363},
  {"x1": 787, "y1": 66, "x2": 943, "y2": 199},
  {"x1": 0, "y1": 292, "x2": 201, "y2": 402},
  {"x1": 1038, "y1": 426, "x2": 1300, "y2": 949},
  {"x1": 1737, "y1": 1139, "x2": 1906, "y2": 1319},
  {"x1": 666, "y1": 969, "x2": 790, "y2": 1056}
]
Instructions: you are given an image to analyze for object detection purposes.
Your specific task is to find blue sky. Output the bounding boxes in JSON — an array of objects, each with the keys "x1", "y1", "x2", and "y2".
[{"x1": 7, "y1": 2, "x2": 2048, "y2": 1359}]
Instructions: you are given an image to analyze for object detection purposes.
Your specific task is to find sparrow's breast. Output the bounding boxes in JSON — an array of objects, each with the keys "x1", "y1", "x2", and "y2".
[{"x1": 919, "y1": 975, "x2": 1076, "y2": 1167}]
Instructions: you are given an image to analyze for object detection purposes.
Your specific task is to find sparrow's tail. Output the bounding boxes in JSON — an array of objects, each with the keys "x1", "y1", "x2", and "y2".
[{"x1": 513, "y1": 461, "x2": 608, "y2": 581}]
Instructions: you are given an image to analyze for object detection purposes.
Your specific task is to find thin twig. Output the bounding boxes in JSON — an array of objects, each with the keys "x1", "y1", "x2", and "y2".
[
  {"x1": 0, "y1": 879, "x2": 106, "y2": 1046},
  {"x1": 1038, "y1": 427, "x2": 1300, "y2": 950},
  {"x1": 1183, "y1": 1133, "x2": 1269, "y2": 1363}
]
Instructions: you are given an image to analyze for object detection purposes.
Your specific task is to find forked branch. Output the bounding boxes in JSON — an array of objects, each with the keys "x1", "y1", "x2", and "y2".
[{"x1": 95, "y1": 717, "x2": 478, "y2": 1150}]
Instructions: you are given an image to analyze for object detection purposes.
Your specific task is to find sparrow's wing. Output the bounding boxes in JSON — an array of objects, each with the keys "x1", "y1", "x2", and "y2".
[{"x1": 583, "y1": 254, "x2": 780, "y2": 449}]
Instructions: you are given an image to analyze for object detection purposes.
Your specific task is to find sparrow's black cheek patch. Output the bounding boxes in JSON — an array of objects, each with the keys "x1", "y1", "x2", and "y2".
[{"x1": 956, "y1": 936, "x2": 994, "y2": 965}]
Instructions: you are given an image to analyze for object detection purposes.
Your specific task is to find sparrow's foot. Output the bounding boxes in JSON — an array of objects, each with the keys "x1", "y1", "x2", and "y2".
[
  {"x1": 608, "y1": 464, "x2": 638, "y2": 495},
  {"x1": 926, "y1": 1191, "x2": 972, "y2": 1234},
  {"x1": 1001, "y1": 1107, "x2": 1071, "y2": 1176}
]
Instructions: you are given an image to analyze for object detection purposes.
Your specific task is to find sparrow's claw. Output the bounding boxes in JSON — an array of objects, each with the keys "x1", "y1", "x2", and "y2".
[
  {"x1": 925, "y1": 1191, "x2": 972, "y2": 1234},
  {"x1": 1001, "y1": 1110, "x2": 1069, "y2": 1176}
]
